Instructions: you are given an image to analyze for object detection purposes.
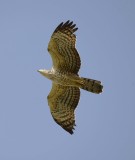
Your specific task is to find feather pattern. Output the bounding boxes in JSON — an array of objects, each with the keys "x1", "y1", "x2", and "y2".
[
  {"x1": 48, "y1": 83, "x2": 80, "y2": 134},
  {"x1": 48, "y1": 20, "x2": 81, "y2": 74}
]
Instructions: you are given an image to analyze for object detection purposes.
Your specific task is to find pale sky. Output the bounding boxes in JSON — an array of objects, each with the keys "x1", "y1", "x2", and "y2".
[{"x1": 0, "y1": 0, "x2": 135, "y2": 160}]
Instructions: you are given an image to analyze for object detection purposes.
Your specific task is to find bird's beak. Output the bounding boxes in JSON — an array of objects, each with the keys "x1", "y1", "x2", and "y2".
[
  {"x1": 37, "y1": 69, "x2": 47, "y2": 76},
  {"x1": 37, "y1": 69, "x2": 43, "y2": 74}
]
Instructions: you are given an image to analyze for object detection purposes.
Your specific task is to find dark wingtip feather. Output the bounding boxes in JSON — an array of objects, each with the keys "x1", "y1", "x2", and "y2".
[
  {"x1": 63, "y1": 125, "x2": 75, "y2": 135},
  {"x1": 67, "y1": 129, "x2": 74, "y2": 135},
  {"x1": 63, "y1": 20, "x2": 70, "y2": 27},
  {"x1": 68, "y1": 21, "x2": 73, "y2": 26},
  {"x1": 54, "y1": 22, "x2": 63, "y2": 32},
  {"x1": 54, "y1": 20, "x2": 78, "y2": 34},
  {"x1": 71, "y1": 24, "x2": 76, "y2": 29},
  {"x1": 73, "y1": 28, "x2": 78, "y2": 32}
]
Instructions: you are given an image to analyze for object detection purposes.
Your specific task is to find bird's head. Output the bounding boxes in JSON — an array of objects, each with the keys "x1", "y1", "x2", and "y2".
[{"x1": 37, "y1": 69, "x2": 53, "y2": 79}]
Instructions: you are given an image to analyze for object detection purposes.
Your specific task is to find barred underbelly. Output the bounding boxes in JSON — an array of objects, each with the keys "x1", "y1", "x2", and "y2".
[
  {"x1": 54, "y1": 75, "x2": 72, "y2": 86},
  {"x1": 53, "y1": 72, "x2": 79, "y2": 86}
]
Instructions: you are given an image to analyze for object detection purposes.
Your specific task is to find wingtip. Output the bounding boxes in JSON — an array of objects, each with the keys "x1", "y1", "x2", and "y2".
[
  {"x1": 65, "y1": 126, "x2": 76, "y2": 135},
  {"x1": 68, "y1": 129, "x2": 74, "y2": 135},
  {"x1": 66, "y1": 20, "x2": 70, "y2": 24}
]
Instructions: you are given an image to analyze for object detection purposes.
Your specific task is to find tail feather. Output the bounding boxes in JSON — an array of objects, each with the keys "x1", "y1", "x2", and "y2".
[{"x1": 80, "y1": 77, "x2": 103, "y2": 94}]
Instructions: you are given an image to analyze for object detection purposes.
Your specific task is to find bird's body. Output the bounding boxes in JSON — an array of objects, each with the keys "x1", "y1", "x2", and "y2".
[
  {"x1": 38, "y1": 20, "x2": 103, "y2": 134},
  {"x1": 38, "y1": 68, "x2": 79, "y2": 86}
]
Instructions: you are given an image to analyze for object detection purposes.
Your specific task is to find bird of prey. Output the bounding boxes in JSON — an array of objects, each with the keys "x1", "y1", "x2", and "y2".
[{"x1": 38, "y1": 20, "x2": 103, "y2": 134}]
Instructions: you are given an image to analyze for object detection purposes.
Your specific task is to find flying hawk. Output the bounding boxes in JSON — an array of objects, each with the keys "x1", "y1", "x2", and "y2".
[{"x1": 38, "y1": 20, "x2": 103, "y2": 134}]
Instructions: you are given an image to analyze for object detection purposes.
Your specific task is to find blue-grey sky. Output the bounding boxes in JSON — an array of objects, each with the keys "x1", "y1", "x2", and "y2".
[{"x1": 0, "y1": 0, "x2": 135, "y2": 159}]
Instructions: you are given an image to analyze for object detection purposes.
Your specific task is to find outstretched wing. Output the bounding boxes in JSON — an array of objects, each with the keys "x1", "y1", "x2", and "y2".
[
  {"x1": 48, "y1": 20, "x2": 81, "y2": 74},
  {"x1": 47, "y1": 83, "x2": 80, "y2": 134}
]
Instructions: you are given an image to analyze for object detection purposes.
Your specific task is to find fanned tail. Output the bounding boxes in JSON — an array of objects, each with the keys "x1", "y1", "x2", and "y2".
[{"x1": 80, "y1": 77, "x2": 103, "y2": 94}]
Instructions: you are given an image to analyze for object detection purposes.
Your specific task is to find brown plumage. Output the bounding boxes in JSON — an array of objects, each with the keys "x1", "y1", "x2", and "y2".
[
  {"x1": 48, "y1": 83, "x2": 80, "y2": 134},
  {"x1": 38, "y1": 20, "x2": 103, "y2": 134}
]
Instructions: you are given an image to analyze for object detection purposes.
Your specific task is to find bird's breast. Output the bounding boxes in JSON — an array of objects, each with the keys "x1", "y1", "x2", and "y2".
[{"x1": 51, "y1": 71, "x2": 79, "y2": 87}]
